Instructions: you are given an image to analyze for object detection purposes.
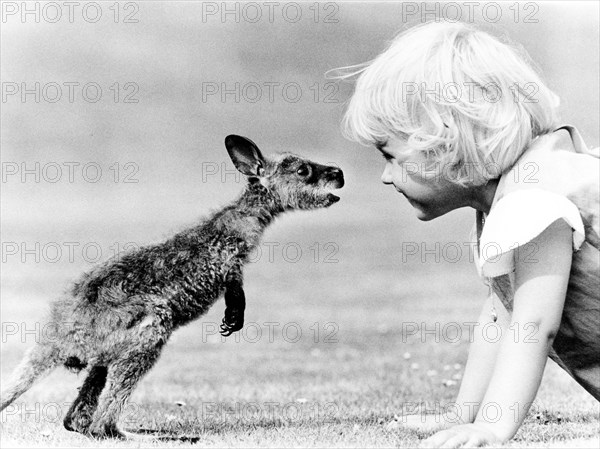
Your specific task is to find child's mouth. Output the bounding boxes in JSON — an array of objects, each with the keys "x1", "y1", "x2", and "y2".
[{"x1": 394, "y1": 188, "x2": 425, "y2": 209}]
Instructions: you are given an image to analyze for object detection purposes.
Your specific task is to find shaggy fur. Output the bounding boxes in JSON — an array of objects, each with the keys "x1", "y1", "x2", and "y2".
[{"x1": 0, "y1": 135, "x2": 344, "y2": 439}]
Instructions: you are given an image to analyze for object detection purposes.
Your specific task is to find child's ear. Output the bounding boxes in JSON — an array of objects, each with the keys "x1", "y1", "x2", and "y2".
[{"x1": 225, "y1": 135, "x2": 265, "y2": 177}]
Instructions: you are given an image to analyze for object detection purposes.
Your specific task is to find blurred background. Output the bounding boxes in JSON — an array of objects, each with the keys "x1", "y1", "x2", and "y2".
[
  {"x1": 2, "y1": 1, "x2": 598, "y2": 300},
  {"x1": 1, "y1": 2, "x2": 599, "y2": 442}
]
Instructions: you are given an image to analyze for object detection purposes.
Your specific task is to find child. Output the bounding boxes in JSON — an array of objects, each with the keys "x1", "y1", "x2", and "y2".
[{"x1": 341, "y1": 21, "x2": 599, "y2": 446}]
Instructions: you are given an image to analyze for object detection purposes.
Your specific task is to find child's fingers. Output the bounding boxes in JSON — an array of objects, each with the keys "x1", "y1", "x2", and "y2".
[
  {"x1": 421, "y1": 429, "x2": 454, "y2": 448},
  {"x1": 440, "y1": 434, "x2": 470, "y2": 448},
  {"x1": 463, "y1": 436, "x2": 486, "y2": 448}
]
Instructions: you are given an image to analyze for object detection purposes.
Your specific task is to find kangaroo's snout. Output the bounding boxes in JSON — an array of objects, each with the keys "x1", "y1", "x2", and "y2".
[
  {"x1": 314, "y1": 165, "x2": 344, "y2": 205},
  {"x1": 324, "y1": 166, "x2": 344, "y2": 189}
]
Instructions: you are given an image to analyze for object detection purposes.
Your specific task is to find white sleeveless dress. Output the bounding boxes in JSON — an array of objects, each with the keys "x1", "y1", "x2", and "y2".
[{"x1": 474, "y1": 125, "x2": 600, "y2": 400}]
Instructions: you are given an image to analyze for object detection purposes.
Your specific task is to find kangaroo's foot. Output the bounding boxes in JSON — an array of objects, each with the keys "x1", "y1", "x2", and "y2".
[
  {"x1": 88, "y1": 421, "x2": 126, "y2": 439},
  {"x1": 64, "y1": 411, "x2": 93, "y2": 434}
]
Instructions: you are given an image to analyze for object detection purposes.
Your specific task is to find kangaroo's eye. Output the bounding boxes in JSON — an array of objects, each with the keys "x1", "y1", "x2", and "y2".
[{"x1": 297, "y1": 165, "x2": 310, "y2": 177}]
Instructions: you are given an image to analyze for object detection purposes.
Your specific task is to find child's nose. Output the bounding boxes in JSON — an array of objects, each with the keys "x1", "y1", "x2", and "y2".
[{"x1": 381, "y1": 163, "x2": 393, "y2": 185}]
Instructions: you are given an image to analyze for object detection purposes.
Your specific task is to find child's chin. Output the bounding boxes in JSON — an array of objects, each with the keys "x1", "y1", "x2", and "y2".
[
  {"x1": 413, "y1": 204, "x2": 451, "y2": 221},
  {"x1": 411, "y1": 203, "x2": 437, "y2": 221},
  {"x1": 405, "y1": 195, "x2": 442, "y2": 221},
  {"x1": 415, "y1": 210, "x2": 436, "y2": 221}
]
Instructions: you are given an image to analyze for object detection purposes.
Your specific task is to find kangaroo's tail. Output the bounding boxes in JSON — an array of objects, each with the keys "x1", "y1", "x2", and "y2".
[{"x1": 1, "y1": 343, "x2": 60, "y2": 411}]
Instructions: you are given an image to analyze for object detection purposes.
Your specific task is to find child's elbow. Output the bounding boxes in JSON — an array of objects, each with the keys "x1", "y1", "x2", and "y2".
[
  {"x1": 541, "y1": 326, "x2": 559, "y2": 345},
  {"x1": 528, "y1": 318, "x2": 561, "y2": 346}
]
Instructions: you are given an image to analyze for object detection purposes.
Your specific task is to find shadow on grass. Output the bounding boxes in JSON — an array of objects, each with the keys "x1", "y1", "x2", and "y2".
[
  {"x1": 126, "y1": 408, "x2": 600, "y2": 446},
  {"x1": 123, "y1": 413, "x2": 427, "y2": 445},
  {"x1": 124, "y1": 428, "x2": 201, "y2": 443}
]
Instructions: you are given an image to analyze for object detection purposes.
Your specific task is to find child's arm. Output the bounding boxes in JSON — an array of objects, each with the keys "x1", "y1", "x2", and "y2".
[
  {"x1": 452, "y1": 293, "x2": 510, "y2": 424},
  {"x1": 400, "y1": 296, "x2": 508, "y2": 432},
  {"x1": 423, "y1": 219, "x2": 573, "y2": 447}
]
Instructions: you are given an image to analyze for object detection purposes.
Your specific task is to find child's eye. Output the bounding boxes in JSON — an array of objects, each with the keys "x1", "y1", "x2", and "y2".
[
  {"x1": 375, "y1": 141, "x2": 393, "y2": 162},
  {"x1": 381, "y1": 152, "x2": 394, "y2": 162}
]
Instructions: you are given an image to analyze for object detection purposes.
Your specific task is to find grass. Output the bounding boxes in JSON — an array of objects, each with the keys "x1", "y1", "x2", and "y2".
[{"x1": 1, "y1": 220, "x2": 598, "y2": 448}]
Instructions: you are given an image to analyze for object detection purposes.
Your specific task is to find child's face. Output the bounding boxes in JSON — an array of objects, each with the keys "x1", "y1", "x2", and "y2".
[{"x1": 378, "y1": 136, "x2": 470, "y2": 221}]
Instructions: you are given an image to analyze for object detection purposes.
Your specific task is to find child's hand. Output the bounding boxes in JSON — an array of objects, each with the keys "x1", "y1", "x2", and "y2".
[{"x1": 421, "y1": 423, "x2": 502, "y2": 448}]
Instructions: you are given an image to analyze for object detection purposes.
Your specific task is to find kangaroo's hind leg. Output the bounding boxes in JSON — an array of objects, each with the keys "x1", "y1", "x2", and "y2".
[
  {"x1": 63, "y1": 365, "x2": 108, "y2": 434},
  {"x1": 87, "y1": 314, "x2": 169, "y2": 439},
  {"x1": 88, "y1": 345, "x2": 164, "y2": 439}
]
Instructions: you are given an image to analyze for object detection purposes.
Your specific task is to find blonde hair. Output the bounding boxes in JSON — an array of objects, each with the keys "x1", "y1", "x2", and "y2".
[{"x1": 339, "y1": 21, "x2": 560, "y2": 185}]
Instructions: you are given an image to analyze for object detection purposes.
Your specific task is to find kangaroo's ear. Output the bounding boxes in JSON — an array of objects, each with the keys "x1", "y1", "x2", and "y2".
[{"x1": 225, "y1": 135, "x2": 265, "y2": 177}]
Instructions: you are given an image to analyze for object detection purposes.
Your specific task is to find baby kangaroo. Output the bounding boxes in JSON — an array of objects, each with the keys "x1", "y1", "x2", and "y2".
[{"x1": 0, "y1": 135, "x2": 344, "y2": 439}]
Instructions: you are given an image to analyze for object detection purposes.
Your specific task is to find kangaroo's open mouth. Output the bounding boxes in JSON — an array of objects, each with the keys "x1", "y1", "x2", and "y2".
[
  {"x1": 327, "y1": 193, "x2": 340, "y2": 203},
  {"x1": 323, "y1": 176, "x2": 344, "y2": 204}
]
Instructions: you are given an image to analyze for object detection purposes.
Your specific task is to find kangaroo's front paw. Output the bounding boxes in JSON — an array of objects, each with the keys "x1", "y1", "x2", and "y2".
[{"x1": 220, "y1": 310, "x2": 244, "y2": 336}]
